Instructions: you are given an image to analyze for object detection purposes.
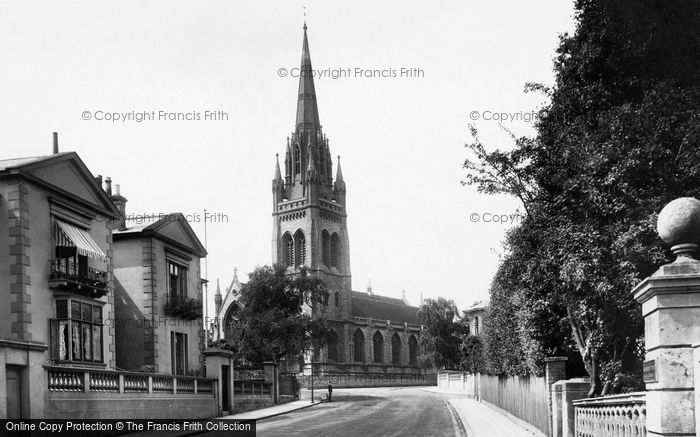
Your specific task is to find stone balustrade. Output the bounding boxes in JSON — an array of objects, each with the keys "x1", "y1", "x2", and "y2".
[
  {"x1": 46, "y1": 366, "x2": 215, "y2": 396},
  {"x1": 573, "y1": 392, "x2": 646, "y2": 437}
]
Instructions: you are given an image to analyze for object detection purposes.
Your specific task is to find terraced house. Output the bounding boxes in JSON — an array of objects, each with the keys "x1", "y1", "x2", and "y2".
[{"x1": 0, "y1": 136, "x2": 216, "y2": 419}]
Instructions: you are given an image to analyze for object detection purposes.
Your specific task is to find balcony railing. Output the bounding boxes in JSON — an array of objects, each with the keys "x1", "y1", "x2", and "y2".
[
  {"x1": 164, "y1": 295, "x2": 203, "y2": 320},
  {"x1": 574, "y1": 392, "x2": 646, "y2": 437},
  {"x1": 49, "y1": 259, "x2": 109, "y2": 298}
]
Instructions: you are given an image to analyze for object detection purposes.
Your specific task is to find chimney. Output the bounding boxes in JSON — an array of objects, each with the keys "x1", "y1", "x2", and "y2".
[
  {"x1": 105, "y1": 177, "x2": 112, "y2": 196},
  {"x1": 95, "y1": 174, "x2": 103, "y2": 185},
  {"x1": 108, "y1": 181, "x2": 128, "y2": 231},
  {"x1": 52, "y1": 132, "x2": 59, "y2": 154}
]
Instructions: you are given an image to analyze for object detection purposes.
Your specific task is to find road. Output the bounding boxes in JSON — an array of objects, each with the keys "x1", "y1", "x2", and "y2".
[{"x1": 204, "y1": 387, "x2": 467, "y2": 437}]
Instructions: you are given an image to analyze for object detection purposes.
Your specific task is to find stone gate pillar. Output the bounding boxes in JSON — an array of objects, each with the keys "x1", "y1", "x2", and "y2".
[
  {"x1": 632, "y1": 197, "x2": 700, "y2": 436},
  {"x1": 204, "y1": 347, "x2": 234, "y2": 416},
  {"x1": 545, "y1": 357, "x2": 568, "y2": 437}
]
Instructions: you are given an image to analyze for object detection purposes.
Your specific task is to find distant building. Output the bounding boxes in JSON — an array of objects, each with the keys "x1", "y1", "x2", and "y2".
[
  {"x1": 462, "y1": 301, "x2": 488, "y2": 337},
  {"x1": 213, "y1": 268, "x2": 243, "y2": 342}
]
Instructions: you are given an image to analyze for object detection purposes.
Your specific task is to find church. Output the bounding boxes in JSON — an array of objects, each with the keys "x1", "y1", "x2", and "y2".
[{"x1": 216, "y1": 23, "x2": 425, "y2": 377}]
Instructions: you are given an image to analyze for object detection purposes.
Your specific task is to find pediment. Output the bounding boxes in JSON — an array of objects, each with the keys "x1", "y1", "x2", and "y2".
[
  {"x1": 20, "y1": 153, "x2": 118, "y2": 217},
  {"x1": 150, "y1": 214, "x2": 207, "y2": 257}
]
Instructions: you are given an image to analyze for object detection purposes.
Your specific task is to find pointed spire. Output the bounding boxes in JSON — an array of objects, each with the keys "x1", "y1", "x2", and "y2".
[
  {"x1": 335, "y1": 155, "x2": 344, "y2": 182},
  {"x1": 274, "y1": 153, "x2": 283, "y2": 182},
  {"x1": 306, "y1": 149, "x2": 318, "y2": 185},
  {"x1": 296, "y1": 23, "x2": 321, "y2": 131},
  {"x1": 334, "y1": 155, "x2": 346, "y2": 195},
  {"x1": 214, "y1": 278, "x2": 222, "y2": 319},
  {"x1": 307, "y1": 151, "x2": 317, "y2": 173}
]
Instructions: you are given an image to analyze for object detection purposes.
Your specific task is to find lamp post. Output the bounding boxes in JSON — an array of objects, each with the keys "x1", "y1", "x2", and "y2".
[
  {"x1": 310, "y1": 359, "x2": 314, "y2": 403},
  {"x1": 272, "y1": 345, "x2": 280, "y2": 405}
]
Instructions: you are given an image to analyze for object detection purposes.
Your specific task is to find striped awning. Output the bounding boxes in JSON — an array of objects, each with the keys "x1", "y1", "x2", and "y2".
[{"x1": 56, "y1": 221, "x2": 107, "y2": 262}]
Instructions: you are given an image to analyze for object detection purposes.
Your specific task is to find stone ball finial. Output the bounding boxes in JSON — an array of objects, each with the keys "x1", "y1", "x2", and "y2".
[{"x1": 657, "y1": 197, "x2": 700, "y2": 258}]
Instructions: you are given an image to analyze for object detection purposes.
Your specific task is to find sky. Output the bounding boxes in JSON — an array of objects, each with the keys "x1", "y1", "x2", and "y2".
[{"x1": 0, "y1": 1, "x2": 576, "y2": 317}]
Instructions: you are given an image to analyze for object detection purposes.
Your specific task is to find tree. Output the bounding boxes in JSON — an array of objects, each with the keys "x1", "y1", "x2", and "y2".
[
  {"x1": 228, "y1": 265, "x2": 334, "y2": 364},
  {"x1": 418, "y1": 297, "x2": 462, "y2": 370},
  {"x1": 464, "y1": 0, "x2": 700, "y2": 396},
  {"x1": 459, "y1": 334, "x2": 485, "y2": 374}
]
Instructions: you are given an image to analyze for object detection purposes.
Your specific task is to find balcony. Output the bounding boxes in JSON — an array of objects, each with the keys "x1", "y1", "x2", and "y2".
[
  {"x1": 164, "y1": 295, "x2": 203, "y2": 320},
  {"x1": 49, "y1": 259, "x2": 109, "y2": 298}
]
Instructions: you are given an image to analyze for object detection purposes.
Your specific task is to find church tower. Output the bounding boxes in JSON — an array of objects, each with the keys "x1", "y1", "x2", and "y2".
[{"x1": 272, "y1": 23, "x2": 351, "y2": 323}]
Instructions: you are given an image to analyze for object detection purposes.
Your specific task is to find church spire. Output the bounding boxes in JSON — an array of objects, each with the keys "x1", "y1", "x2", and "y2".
[
  {"x1": 214, "y1": 278, "x2": 222, "y2": 318},
  {"x1": 335, "y1": 155, "x2": 344, "y2": 183},
  {"x1": 334, "y1": 155, "x2": 346, "y2": 193},
  {"x1": 296, "y1": 23, "x2": 321, "y2": 131},
  {"x1": 274, "y1": 153, "x2": 283, "y2": 182}
]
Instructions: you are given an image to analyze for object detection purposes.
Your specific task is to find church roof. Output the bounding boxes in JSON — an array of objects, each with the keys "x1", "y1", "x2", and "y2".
[
  {"x1": 217, "y1": 269, "x2": 243, "y2": 318},
  {"x1": 350, "y1": 291, "x2": 421, "y2": 325}
]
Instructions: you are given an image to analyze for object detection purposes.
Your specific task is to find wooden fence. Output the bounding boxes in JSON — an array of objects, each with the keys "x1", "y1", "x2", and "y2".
[{"x1": 478, "y1": 373, "x2": 549, "y2": 436}]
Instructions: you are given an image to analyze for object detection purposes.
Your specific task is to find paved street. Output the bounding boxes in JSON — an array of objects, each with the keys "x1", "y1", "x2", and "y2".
[{"x1": 204, "y1": 387, "x2": 466, "y2": 437}]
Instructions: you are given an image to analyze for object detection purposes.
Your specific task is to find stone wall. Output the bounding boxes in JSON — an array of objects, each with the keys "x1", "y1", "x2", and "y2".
[
  {"x1": 292, "y1": 371, "x2": 437, "y2": 389},
  {"x1": 45, "y1": 394, "x2": 217, "y2": 420}
]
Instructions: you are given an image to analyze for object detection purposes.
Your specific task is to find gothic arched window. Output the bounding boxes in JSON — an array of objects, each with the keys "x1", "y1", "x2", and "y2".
[
  {"x1": 293, "y1": 230, "x2": 305, "y2": 267},
  {"x1": 330, "y1": 233, "x2": 341, "y2": 270},
  {"x1": 322, "y1": 230, "x2": 331, "y2": 267},
  {"x1": 282, "y1": 233, "x2": 294, "y2": 267},
  {"x1": 294, "y1": 145, "x2": 301, "y2": 175},
  {"x1": 335, "y1": 291, "x2": 340, "y2": 308},
  {"x1": 353, "y1": 329, "x2": 365, "y2": 363},
  {"x1": 223, "y1": 303, "x2": 239, "y2": 343},
  {"x1": 392, "y1": 333, "x2": 402, "y2": 365},
  {"x1": 373, "y1": 331, "x2": 384, "y2": 364},
  {"x1": 409, "y1": 335, "x2": 418, "y2": 366}
]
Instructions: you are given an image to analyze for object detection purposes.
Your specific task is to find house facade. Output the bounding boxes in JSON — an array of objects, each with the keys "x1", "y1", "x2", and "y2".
[
  {"x1": 112, "y1": 207, "x2": 207, "y2": 375},
  {"x1": 0, "y1": 140, "x2": 217, "y2": 420},
  {"x1": 0, "y1": 149, "x2": 121, "y2": 418}
]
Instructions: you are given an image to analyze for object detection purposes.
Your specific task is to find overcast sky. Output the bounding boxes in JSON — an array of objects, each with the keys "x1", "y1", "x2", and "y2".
[{"x1": 0, "y1": 1, "x2": 576, "y2": 316}]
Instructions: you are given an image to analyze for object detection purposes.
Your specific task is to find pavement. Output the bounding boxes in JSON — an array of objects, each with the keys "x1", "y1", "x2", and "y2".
[
  {"x1": 449, "y1": 398, "x2": 545, "y2": 437},
  {"x1": 218, "y1": 398, "x2": 320, "y2": 420},
  {"x1": 418, "y1": 386, "x2": 543, "y2": 437}
]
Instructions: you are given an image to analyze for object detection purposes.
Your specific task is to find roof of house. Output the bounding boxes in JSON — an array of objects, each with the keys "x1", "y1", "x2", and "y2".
[
  {"x1": 0, "y1": 156, "x2": 49, "y2": 170},
  {"x1": 0, "y1": 152, "x2": 120, "y2": 219},
  {"x1": 463, "y1": 300, "x2": 488, "y2": 315},
  {"x1": 113, "y1": 213, "x2": 207, "y2": 257},
  {"x1": 350, "y1": 291, "x2": 421, "y2": 325}
]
